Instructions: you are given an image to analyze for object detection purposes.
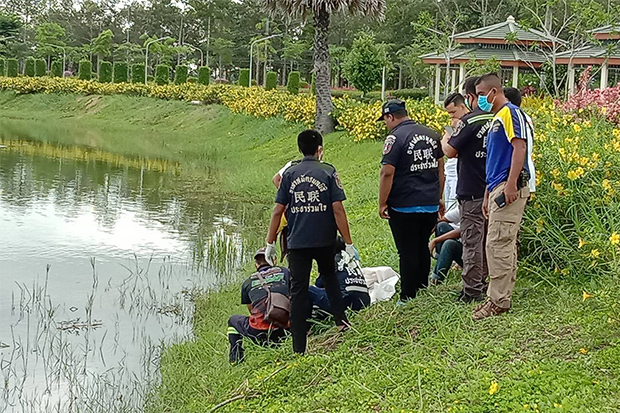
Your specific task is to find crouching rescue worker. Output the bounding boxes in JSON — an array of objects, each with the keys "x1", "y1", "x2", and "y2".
[{"x1": 227, "y1": 248, "x2": 291, "y2": 363}]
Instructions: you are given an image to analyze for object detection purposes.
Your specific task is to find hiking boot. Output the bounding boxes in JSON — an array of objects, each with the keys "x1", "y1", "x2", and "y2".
[
  {"x1": 457, "y1": 290, "x2": 484, "y2": 304},
  {"x1": 472, "y1": 298, "x2": 509, "y2": 320}
]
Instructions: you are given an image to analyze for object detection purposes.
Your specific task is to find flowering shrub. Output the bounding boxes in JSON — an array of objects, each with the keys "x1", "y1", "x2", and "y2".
[
  {"x1": 521, "y1": 96, "x2": 620, "y2": 278},
  {"x1": 559, "y1": 66, "x2": 620, "y2": 125}
]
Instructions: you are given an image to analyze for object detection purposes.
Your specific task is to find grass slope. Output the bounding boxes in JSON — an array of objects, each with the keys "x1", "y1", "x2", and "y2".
[{"x1": 0, "y1": 92, "x2": 618, "y2": 413}]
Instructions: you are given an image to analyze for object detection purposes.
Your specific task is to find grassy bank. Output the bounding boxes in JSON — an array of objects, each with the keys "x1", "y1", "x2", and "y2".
[{"x1": 1, "y1": 91, "x2": 619, "y2": 413}]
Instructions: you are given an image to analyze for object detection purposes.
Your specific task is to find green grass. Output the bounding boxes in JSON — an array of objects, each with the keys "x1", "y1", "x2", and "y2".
[{"x1": 0, "y1": 91, "x2": 619, "y2": 412}]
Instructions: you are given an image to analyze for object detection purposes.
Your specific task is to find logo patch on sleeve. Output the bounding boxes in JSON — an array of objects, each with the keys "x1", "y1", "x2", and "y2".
[
  {"x1": 452, "y1": 120, "x2": 466, "y2": 136},
  {"x1": 334, "y1": 171, "x2": 343, "y2": 189},
  {"x1": 383, "y1": 135, "x2": 396, "y2": 155}
]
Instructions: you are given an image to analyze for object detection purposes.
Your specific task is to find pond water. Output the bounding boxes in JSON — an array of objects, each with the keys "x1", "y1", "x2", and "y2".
[{"x1": 0, "y1": 133, "x2": 268, "y2": 412}]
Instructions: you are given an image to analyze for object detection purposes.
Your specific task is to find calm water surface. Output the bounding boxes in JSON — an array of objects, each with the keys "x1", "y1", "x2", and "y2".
[{"x1": 0, "y1": 135, "x2": 267, "y2": 412}]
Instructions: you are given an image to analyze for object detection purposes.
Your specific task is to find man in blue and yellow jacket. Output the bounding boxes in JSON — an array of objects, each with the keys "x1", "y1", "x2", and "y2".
[{"x1": 473, "y1": 73, "x2": 533, "y2": 321}]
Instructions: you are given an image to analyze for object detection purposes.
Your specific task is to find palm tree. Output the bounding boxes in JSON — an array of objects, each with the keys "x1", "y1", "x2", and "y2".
[{"x1": 261, "y1": 0, "x2": 385, "y2": 134}]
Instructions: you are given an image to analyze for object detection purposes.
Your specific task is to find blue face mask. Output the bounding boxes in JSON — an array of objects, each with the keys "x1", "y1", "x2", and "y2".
[{"x1": 478, "y1": 90, "x2": 495, "y2": 112}]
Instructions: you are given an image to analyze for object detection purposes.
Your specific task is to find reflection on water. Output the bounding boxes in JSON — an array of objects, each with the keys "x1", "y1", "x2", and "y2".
[{"x1": 0, "y1": 138, "x2": 268, "y2": 412}]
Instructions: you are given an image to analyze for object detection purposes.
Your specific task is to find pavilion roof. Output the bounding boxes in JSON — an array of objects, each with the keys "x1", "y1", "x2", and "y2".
[
  {"x1": 453, "y1": 16, "x2": 564, "y2": 46},
  {"x1": 420, "y1": 45, "x2": 548, "y2": 66},
  {"x1": 589, "y1": 24, "x2": 620, "y2": 40},
  {"x1": 556, "y1": 44, "x2": 620, "y2": 65}
]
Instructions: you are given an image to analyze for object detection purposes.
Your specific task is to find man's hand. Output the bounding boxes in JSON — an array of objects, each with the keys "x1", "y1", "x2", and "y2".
[
  {"x1": 345, "y1": 244, "x2": 360, "y2": 261},
  {"x1": 428, "y1": 239, "x2": 437, "y2": 255},
  {"x1": 482, "y1": 190, "x2": 490, "y2": 219},
  {"x1": 504, "y1": 182, "x2": 518, "y2": 205},
  {"x1": 379, "y1": 204, "x2": 390, "y2": 219},
  {"x1": 265, "y1": 242, "x2": 277, "y2": 266},
  {"x1": 438, "y1": 199, "x2": 446, "y2": 218}
]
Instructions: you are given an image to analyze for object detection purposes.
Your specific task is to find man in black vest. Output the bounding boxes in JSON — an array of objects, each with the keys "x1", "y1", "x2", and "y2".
[
  {"x1": 441, "y1": 82, "x2": 494, "y2": 302},
  {"x1": 264, "y1": 130, "x2": 358, "y2": 354},
  {"x1": 378, "y1": 100, "x2": 445, "y2": 302}
]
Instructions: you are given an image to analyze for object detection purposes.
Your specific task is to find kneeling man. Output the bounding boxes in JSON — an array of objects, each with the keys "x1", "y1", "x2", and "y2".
[{"x1": 227, "y1": 248, "x2": 290, "y2": 363}]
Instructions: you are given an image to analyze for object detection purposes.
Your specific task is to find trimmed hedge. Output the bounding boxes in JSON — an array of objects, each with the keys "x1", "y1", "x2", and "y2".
[
  {"x1": 0, "y1": 58, "x2": 5, "y2": 77},
  {"x1": 198, "y1": 67, "x2": 210, "y2": 85},
  {"x1": 35, "y1": 59, "x2": 46, "y2": 77},
  {"x1": 7, "y1": 59, "x2": 18, "y2": 77},
  {"x1": 25, "y1": 58, "x2": 36, "y2": 77},
  {"x1": 155, "y1": 65, "x2": 170, "y2": 85},
  {"x1": 51, "y1": 60, "x2": 63, "y2": 77},
  {"x1": 174, "y1": 65, "x2": 188, "y2": 85},
  {"x1": 99, "y1": 61, "x2": 112, "y2": 83},
  {"x1": 113, "y1": 62, "x2": 128, "y2": 83},
  {"x1": 131, "y1": 64, "x2": 145, "y2": 84},
  {"x1": 238, "y1": 69, "x2": 250, "y2": 87},
  {"x1": 287, "y1": 71, "x2": 300, "y2": 95},
  {"x1": 78, "y1": 60, "x2": 92, "y2": 80},
  {"x1": 266, "y1": 71, "x2": 277, "y2": 91}
]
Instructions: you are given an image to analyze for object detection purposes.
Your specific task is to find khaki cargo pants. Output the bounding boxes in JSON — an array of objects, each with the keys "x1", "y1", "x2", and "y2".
[{"x1": 486, "y1": 181, "x2": 529, "y2": 309}]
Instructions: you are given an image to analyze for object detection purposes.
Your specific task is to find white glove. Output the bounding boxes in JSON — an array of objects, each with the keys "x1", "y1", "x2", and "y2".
[
  {"x1": 345, "y1": 244, "x2": 360, "y2": 262},
  {"x1": 265, "y1": 242, "x2": 277, "y2": 266}
]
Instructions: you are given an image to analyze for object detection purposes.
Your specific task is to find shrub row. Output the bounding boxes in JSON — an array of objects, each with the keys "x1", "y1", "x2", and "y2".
[
  {"x1": 0, "y1": 59, "x2": 208, "y2": 85},
  {"x1": 0, "y1": 76, "x2": 448, "y2": 141}
]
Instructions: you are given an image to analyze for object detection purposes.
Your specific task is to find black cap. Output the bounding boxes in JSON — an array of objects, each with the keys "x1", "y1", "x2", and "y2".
[{"x1": 377, "y1": 99, "x2": 406, "y2": 121}]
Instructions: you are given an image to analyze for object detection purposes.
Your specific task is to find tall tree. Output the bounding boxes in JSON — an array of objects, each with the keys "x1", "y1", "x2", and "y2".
[
  {"x1": 0, "y1": 12, "x2": 22, "y2": 39},
  {"x1": 261, "y1": 0, "x2": 386, "y2": 133},
  {"x1": 35, "y1": 22, "x2": 66, "y2": 65},
  {"x1": 91, "y1": 28, "x2": 113, "y2": 71}
]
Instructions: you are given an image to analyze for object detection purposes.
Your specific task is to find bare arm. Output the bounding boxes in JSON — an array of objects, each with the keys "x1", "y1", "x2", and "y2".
[
  {"x1": 379, "y1": 164, "x2": 395, "y2": 219},
  {"x1": 437, "y1": 157, "x2": 446, "y2": 216},
  {"x1": 272, "y1": 173, "x2": 282, "y2": 189},
  {"x1": 433, "y1": 228, "x2": 461, "y2": 243},
  {"x1": 504, "y1": 139, "x2": 526, "y2": 205},
  {"x1": 333, "y1": 201, "x2": 353, "y2": 244},
  {"x1": 441, "y1": 132, "x2": 458, "y2": 158},
  {"x1": 266, "y1": 203, "x2": 286, "y2": 244},
  {"x1": 429, "y1": 227, "x2": 461, "y2": 252},
  {"x1": 438, "y1": 157, "x2": 445, "y2": 198}
]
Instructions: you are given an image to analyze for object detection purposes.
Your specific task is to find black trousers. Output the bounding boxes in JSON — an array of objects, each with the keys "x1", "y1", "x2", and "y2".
[
  {"x1": 288, "y1": 245, "x2": 348, "y2": 354},
  {"x1": 388, "y1": 210, "x2": 438, "y2": 301},
  {"x1": 227, "y1": 315, "x2": 286, "y2": 363}
]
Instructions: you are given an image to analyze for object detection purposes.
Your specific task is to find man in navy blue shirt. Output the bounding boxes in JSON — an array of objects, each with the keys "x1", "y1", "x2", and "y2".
[
  {"x1": 264, "y1": 130, "x2": 358, "y2": 354},
  {"x1": 378, "y1": 100, "x2": 445, "y2": 302}
]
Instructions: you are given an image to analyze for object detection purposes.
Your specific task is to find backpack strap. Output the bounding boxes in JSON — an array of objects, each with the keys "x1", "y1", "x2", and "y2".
[{"x1": 254, "y1": 270, "x2": 271, "y2": 294}]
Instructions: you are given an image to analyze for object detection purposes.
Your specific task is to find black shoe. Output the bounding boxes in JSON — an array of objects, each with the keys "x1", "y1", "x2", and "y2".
[{"x1": 457, "y1": 290, "x2": 484, "y2": 303}]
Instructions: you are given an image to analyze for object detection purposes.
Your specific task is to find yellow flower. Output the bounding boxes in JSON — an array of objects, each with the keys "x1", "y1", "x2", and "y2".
[
  {"x1": 579, "y1": 347, "x2": 588, "y2": 354},
  {"x1": 590, "y1": 249, "x2": 600, "y2": 258},
  {"x1": 573, "y1": 124, "x2": 582, "y2": 132},
  {"x1": 583, "y1": 291, "x2": 594, "y2": 301},
  {"x1": 488, "y1": 381, "x2": 499, "y2": 395},
  {"x1": 610, "y1": 232, "x2": 620, "y2": 246},
  {"x1": 578, "y1": 238, "x2": 586, "y2": 248}
]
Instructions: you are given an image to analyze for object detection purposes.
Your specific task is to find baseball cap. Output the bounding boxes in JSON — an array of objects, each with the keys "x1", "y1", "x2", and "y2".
[
  {"x1": 377, "y1": 99, "x2": 406, "y2": 121},
  {"x1": 254, "y1": 247, "x2": 267, "y2": 259}
]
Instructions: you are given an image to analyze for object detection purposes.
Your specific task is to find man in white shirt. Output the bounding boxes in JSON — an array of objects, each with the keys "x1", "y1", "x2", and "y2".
[{"x1": 429, "y1": 207, "x2": 462, "y2": 284}]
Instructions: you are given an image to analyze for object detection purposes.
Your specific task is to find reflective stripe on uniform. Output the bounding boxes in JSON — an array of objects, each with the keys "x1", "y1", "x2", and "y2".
[
  {"x1": 345, "y1": 285, "x2": 369, "y2": 294},
  {"x1": 227, "y1": 327, "x2": 239, "y2": 335},
  {"x1": 467, "y1": 114, "x2": 494, "y2": 124}
]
